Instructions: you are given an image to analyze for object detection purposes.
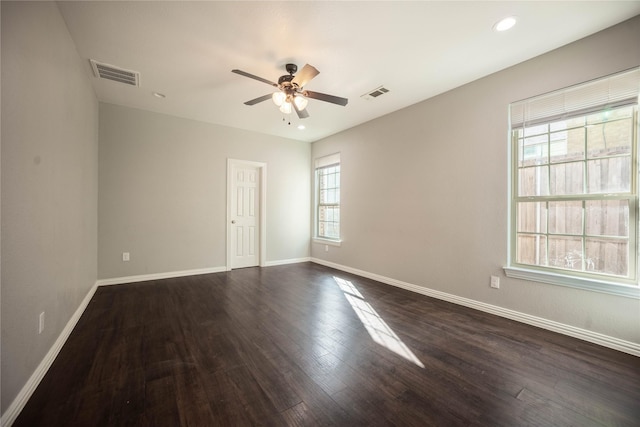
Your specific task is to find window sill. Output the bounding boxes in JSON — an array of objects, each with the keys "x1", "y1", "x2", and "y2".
[
  {"x1": 504, "y1": 266, "x2": 639, "y2": 299},
  {"x1": 313, "y1": 238, "x2": 342, "y2": 247}
]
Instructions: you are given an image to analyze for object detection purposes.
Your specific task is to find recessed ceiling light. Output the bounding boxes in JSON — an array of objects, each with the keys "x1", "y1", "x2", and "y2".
[
  {"x1": 493, "y1": 16, "x2": 517, "y2": 32},
  {"x1": 153, "y1": 92, "x2": 166, "y2": 99},
  {"x1": 297, "y1": 125, "x2": 306, "y2": 130}
]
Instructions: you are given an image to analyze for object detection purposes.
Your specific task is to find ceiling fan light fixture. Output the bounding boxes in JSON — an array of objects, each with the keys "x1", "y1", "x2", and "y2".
[
  {"x1": 294, "y1": 95, "x2": 308, "y2": 111},
  {"x1": 272, "y1": 91, "x2": 285, "y2": 106},
  {"x1": 279, "y1": 101, "x2": 292, "y2": 114}
]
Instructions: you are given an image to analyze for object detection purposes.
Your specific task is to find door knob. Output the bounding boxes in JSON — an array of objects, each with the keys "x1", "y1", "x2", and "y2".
[{"x1": 231, "y1": 220, "x2": 236, "y2": 224}]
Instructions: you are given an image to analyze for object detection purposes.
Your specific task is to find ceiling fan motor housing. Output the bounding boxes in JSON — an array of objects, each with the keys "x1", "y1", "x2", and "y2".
[
  {"x1": 278, "y1": 63, "x2": 298, "y2": 86},
  {"x1": 278, "y1": 74, "x2": 294, "y2": 85},
  {"x1": 285, "y1": 63, "x2": 298, "y2": 75}
]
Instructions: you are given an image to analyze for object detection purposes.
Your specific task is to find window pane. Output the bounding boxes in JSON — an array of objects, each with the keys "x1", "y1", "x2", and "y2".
[
  {"x1": 318, "y1": 206, "x2": 340, "y2": 239},
  {"x1": 517, "y1": 202, "x2": 547, "y2": 233},
  {"x1": 585, "y1": 238, "x2": 628, "y2": 276},
  {"x1": 585, "y1": 200, "x2": 629, "y2": 237},
  {"x1": 548, "y1": 236, "x2": 583, "y2": 271},
  {"x1": 326, "y1": 189, "x2": 336, "y2": 204},
  {"x1": 519, "y1": 166, "x2": 549, "y2": 196},
  {"x1": 329, "y1": 223, "x2": 339, "y2": 238},
  {"x1": 550, "y1": 162, "x2": 584, "y2": 195},
  {"x1": 319, "y1": 211, "x2": 340, "y2": 239},
  {"x1": 587, "y1": 117, "x2": 632, "y2": 158},
  {"x1": 326, "y1": 173, "x2": 334, "y2": 188},
  {"x1": 516, "y1": 234, "x2": 547, "y2": 266},
  {"x1": 550, "y1": 127, "x2": 584, "y2": 163},
  {"x1": 520, "y1": 135, "x2": 548, "y2": 167},
  {"x1": 548, "y1": 201, "x2": 582, "y2": 235},
  {"x1": 587, "y1": 157, "x2": 631, "y2": 194}
]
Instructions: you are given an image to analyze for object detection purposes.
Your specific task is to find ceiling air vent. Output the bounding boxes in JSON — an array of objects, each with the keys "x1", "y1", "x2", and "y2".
[
  {"x1": 361, "y1": 86, "x2": 390, "y2": 101},
  {"x1": 90, "y1": 59, "x2": 140, "y2": 87}
]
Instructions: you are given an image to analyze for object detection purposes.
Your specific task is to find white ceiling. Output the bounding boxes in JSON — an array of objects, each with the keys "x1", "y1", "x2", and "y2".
[{"x1": 57, "y1": 1, "x2": 640, "y2": 143}]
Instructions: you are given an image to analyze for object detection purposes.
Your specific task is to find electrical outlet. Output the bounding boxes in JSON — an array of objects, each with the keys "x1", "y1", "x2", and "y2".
[
  {"x1": 325, "y1": 245, "x2": 329, "y2": 252},
  {"x1": 490, "y1": 275, "x2": 500, "y2": 289},
  {"x1": 39, "y1": 312, "x2": 45, "y2": 334},
  {"x1": 122, "y1": 252, "x2": 130, "y2": 262}
]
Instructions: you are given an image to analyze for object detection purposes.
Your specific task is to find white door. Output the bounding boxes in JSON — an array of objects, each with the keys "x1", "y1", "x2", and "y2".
[{"x1": 229, "y1": 163, "x2": 260, "y2": 269}]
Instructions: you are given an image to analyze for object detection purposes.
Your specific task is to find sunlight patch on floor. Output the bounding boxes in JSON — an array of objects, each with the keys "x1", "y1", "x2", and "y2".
[{"x1": 333, "y1": 276, "x2": 425, "y2": 368}]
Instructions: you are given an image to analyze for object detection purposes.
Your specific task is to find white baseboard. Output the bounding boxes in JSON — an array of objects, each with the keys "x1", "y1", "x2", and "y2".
[
  {"x1": 98, "y1": 259, "x2": 318, "y2": 287},
  {"x1": 95, "y1": 266, "x2": 227, "y2": 287},
  {"x1": 310, "y1": 258, "x2": 640, "y2": 357},
  {"x1": 263, "y1": 257, "x2": 311, "y2": 267},
  {"x1": 96, "y1": 260, "x2": 314, "y2": 286},
  {"x1": 1, "y1": 282, "x2": 99, "y2": 427}
]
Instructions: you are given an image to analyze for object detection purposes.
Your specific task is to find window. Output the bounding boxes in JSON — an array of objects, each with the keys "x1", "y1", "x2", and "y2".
[
  {"x1": 506, "y1": 68, "x2": 640, "y2": 297},
  {"x1": 315, "y1": 153, "x2": 340, "y2": 242}
]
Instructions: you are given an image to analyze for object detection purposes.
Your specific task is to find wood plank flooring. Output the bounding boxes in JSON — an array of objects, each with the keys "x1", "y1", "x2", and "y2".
[{"x1": 13, "y1": 262, "x2": 640, "y2": 426}]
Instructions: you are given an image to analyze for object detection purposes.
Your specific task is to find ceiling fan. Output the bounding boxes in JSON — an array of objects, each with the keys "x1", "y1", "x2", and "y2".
[{"x1": 231, "y1": 63, "x2": 348, "y2": 119}]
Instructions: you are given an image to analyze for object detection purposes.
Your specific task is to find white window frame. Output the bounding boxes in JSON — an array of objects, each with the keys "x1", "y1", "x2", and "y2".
[
  {"x1": 313, "y1": 153, "x2": 342, "y2": 245},
  {"x1": 505, "y1": 68, "x2": 640, "y2": 299}
]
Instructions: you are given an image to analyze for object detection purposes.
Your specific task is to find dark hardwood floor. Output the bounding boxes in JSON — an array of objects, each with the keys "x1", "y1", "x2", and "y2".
[{"x1": 14, "y1": 262, "x2": 640, "y2": 426}]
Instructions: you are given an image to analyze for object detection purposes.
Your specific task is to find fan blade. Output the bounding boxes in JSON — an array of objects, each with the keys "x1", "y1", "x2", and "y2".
[
  {"x1": 292, "y1": 64, "x2": 319, "y2": 88},
  {"x1": 303, "y1": 90, "x2": 348, "y2": 106},
  {"x1": 232, "y1": 69, "x2": 278, "y2": 87},
  {"x1": 244, "y1": 94, "x2": 273, "y2": 106},
  {"x1": 293, "y1": 100, "x2": 310, "y2": 119}
]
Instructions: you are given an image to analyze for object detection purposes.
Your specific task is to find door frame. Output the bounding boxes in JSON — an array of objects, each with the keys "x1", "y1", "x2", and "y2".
[{"x1": 226, "y1": 158, "x2": 267, "y2": 270}]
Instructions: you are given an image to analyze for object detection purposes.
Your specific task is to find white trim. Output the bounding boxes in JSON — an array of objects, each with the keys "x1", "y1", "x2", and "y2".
[
  {"x1": 1, "y1": 282, "x2": 99, "y2": 427},
  {"x1": 315, "y1": 152, "x2": 340, "y2": 168},
  {"x1": 310, "y1": 258, "x2": 640, "y2": 357},
  {"x1": 264, "y1": 257, "x2": 311, "y2": 267},
  {"x1": 226, "y1": 159, "x2": 267, "y2": 271},
  {"x1": 504, "y1": 266, "x2": 640, "y2": 299},
  {"x1": 312, "y1": 238, "x2": 342, "y2": 247},
  {"x1": 96, "y1": 266, "x2": 227, "y2": 287}
]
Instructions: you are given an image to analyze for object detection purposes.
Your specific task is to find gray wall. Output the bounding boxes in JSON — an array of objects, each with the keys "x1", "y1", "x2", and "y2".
[
  {"x1": 311, "y1": 16, "x2": 640, "y2": 344},
  {"x1": 98, "y1": 103, "x2": 310, "y2": 279},
  {"x1": 1, "y1": 1, "x2": 99, "y2": 413}
]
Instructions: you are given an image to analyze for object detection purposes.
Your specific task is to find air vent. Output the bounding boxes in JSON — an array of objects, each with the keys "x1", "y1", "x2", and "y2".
[
  {"x1": 90, "y1": 59, "x2": 140, "y2": 87},
  {"x1": 361, "y1": 86, "x2": 390, "y2": 101}
]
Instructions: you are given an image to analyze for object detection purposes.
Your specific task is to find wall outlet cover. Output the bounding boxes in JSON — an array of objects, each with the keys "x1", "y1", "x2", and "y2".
[
  {"x1": 490, "y1": 275, "x2": 500, "y2": 289},
  {"x1": 38, "y1": 312, "x2": 45, "y2": 334}
]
